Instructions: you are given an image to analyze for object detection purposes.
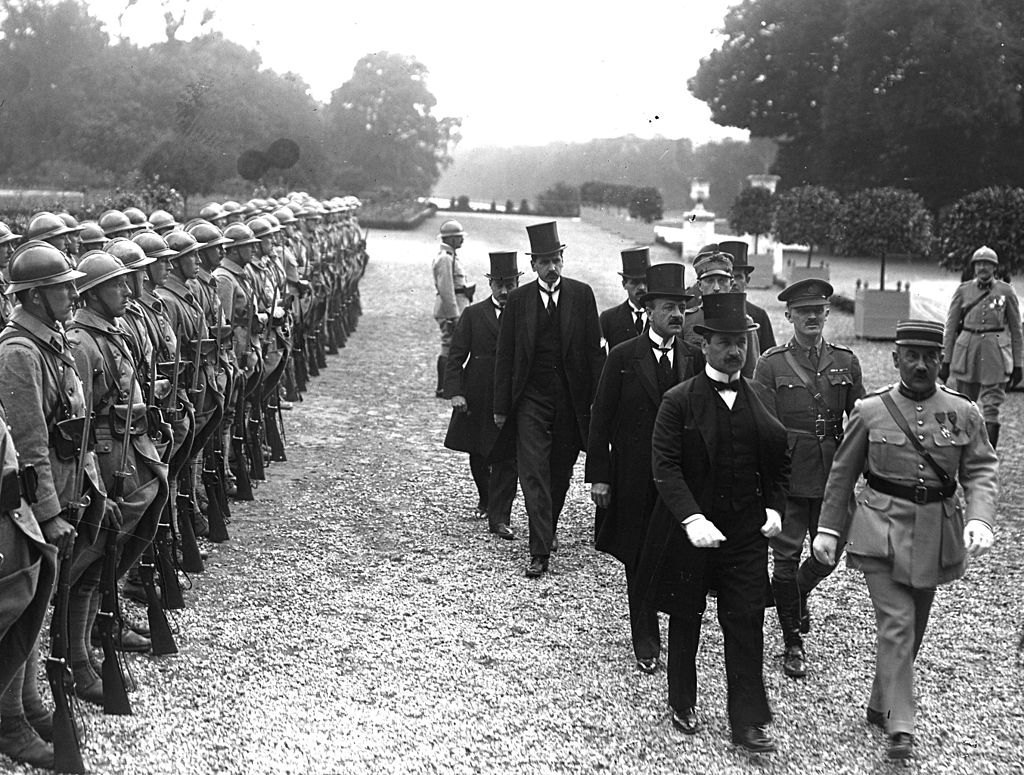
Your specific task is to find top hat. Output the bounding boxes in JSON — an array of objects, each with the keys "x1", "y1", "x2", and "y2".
[
  {"x1": 486, "y1": 251, "x2": 522, "y2": 279},
  {"x1": 971, "y1": 245, "x2": 998, "y2": 265},
  {"x1": 693, "y1": 292, "x2": 759, "y2": 335},
  {"x1": 718, "y1": 240, "x2": 752, "y2": 273},
  {"x1": 639, "y1": 262, "x2": 692, "y2": 304},
  {"x1": 778, "y1": 278, "x2": 834, "y2": 308},
  {"x1": 619, "y1": 246, "x2": 650, "y2": 278},
  {"x1": 693, "y1": 250, "x2": 733, "y2": 279},
  {"x1": 526, "y1": 221, "x2": 565, "y2": 257},
  {"x1": 894, "y1": 319, "x2": 944, "y2": 348}
]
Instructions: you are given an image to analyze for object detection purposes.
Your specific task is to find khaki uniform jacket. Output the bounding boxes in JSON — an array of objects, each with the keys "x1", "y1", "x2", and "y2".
[
  {"x1": 943, "y1": 278, "x2": 1023, "y2": 383},
  {"x1": 818, "y1": 384, "x2": 998, "y2": 588},
  {"x1": 432, "y1": 243, "x2": 469, "y2": 321}
]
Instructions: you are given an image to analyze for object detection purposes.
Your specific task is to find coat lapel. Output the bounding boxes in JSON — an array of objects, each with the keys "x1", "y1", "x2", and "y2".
[
  {"x1": 816, "y1": 343, "x2": 835, "y2": 374},
  {"x1": 523, "y1": 281, "x2": 538, "y2": 361},
  {"x1": 633, "y1": 337, "x2": 661, "y2": 407},
  {"x1": 691, "y1": 374, "x2": 717, "y2": 462},
  {"x1": 559, "y1": 281, "x2": 575, "y2": 355}
]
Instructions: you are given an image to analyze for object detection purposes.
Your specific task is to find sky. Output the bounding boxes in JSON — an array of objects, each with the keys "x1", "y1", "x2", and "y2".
[{"x1": 87, "y1": 0, "x2": 749, "y2": 150}]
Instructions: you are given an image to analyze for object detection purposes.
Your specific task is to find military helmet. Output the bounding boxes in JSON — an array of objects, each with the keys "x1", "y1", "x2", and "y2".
[
  {"x1": 223, "y1": 222, "x2": 260, "y2": 248},
  {"x1": 58, "y1": 212, "x2": 84, "y2": 233},
  {"x1": 0, "y1": 222, "x2": 23, "y2": 245},
  {"x1": 165, "y1": 229, "x2": 200, "y2": 259},
  {"x1": 199, "y1": 202, "x2": 227, "y2": 222},
  {"x1": 272, "y1": 207, "x2": 298, "y2": 225},
  {"x1": 75, "y1": 250, "x2": 133, "y2": 293},
  {"x1": 24, "y1": 211, "x2": 74, "y2": 241},
  {"x1": 299, "y1": 205, "x2": 322, "y2": 221},
  {"x1": 439, "y1": 219, "x2": 466, "y2": 238},
  {"x1": 79, "y1": 221, "x2": 107, "y2": 248},
  {"x1": 264, "y1": 213, "x2": 282, "y2": 230},
  {"x1": 103, "y1": 237, "x2": 155, "y2": 270},
  {"x1": 98, "y1": 209, "x2": 134, "y2": 237},
  {"x1": 123, "y1": 207, "x2": 151, "y2": 229},
  {"x1": 132, "y1": 231, "x2": 176, "y2": 258},
  {"x1": 6, "y1": 240, "x2": 86, "y2": 294},
  {"x1": 246, "y1": 216, "x2": 278, "y2": 238},
  {"x1": 149, "y1": 209, "x2": 180, "y2": 233},
  {"x1": 221, "y1": 200, "x2": 243, "y2": 216},
  {"x1": 241, "y1": 200, "x2": 261, "y2": 217},
  {"x1": 285, "y1": 202, "x2": 303, "y2": 216},
  {"x1": 187, "y1": 221, "x2": 232, "y2": 249}
]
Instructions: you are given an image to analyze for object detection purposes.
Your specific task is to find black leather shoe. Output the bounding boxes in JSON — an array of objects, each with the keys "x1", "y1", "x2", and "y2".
[
  {"x1": 636, "y1": 657, "x2": 659, "y2": 675},
  {"x1": 122, "y1": 579, "x2": 150, "y2": 605},
  {"x1": 783, "y1": 644, "x2": 807, "y2": 678},
  {"x1": 525, "y1": 556, "x2": 548, "y2": 578},
  {"x1": 492, "y1": 523, "x2": 514, "y2": 540},
  {"x1": 71, "y1": 667, "x2": 105, "y2": 706},
  {"x1": 731, "y1": 724, "x2": 777, "y2": 753},
  {"x1": 0, "y1": 715, "x2": 54, "y2": 769},
  {"x1": 116, "y1": 628, "x2": 152, "y2": 653},
  {"x1": 887, "y1": 732, "x2": 914, "y2": 760},
  {"x1": 671, "y1": 707, "x2": 700, "y2": 734},
  {"x1": 866, "y1": 707, "x2": 887, "y2": 730}
]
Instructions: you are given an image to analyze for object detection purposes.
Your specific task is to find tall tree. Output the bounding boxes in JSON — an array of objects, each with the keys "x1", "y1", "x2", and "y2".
[{"x1": 728, "y1": 186, "x2": 774, "y2": 252}]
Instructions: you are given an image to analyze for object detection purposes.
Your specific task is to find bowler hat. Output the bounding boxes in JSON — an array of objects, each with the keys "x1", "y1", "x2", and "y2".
[
  {"x1": 485, "y1": 251, "x2": 522, "y2": 279},
  {"x1": 619, "y1": 247, "x2": 650, "y2": 278},
  {"x1": 778, "y1": 278, "x2": 834, "y2": 308},
  {"x1": 894, "y1": 319, "x2": 944, "y2": 348},
  {"x1": 526, "y1": 221, "x2": 565, "y2": 257},
  {"x1": 639, "y1": 263, "x2": 692, "y2": 304},
  {"x1": 971, "y1": 245, "x2": 998, "y2": 265},
  {"x1": 718, "y1": 240, "x2": 752, "y2": 273},
  {"x1": 693, "y1": 292, "x2": 759, "y2": 335}
]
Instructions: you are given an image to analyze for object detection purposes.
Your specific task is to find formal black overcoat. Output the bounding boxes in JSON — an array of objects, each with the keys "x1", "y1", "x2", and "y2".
[
  {"x1": 493, "y1": 277, "x2": 605, "y2": 449},
  {"x1": 634, "y1": 374, "x2": 790, "y2": 615},
  {"x1": 442, "y1": 298, "x2": 513, "y2": 461},
  {"x1": 585, "y1": 334, "x2": 703, "y2": 567},
  {"x1": 600, "y1": 300, "x2": 641, "y2": 350},
  {"x1": 746, "y1": 300, "x2": 776, "y2": 354}
]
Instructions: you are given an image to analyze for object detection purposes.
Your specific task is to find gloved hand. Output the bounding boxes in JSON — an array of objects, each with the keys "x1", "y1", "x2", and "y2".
[
  {"x1": 760, "y1": 508, "x2": 782, "y2": 538},
  {"x1": 964, "y1": 519, "x2": 994, "y2": 557},
  {"x1": 938, "y1": 362, "x2": 951, "y2": 383},
  {"x1": 812, "y1": 533, "x2": 839, "y2": 566},
  {"x1": 1008, "y1": 366, "x2": 1022, "y2": 389},
  {"x1": 683, "y1": 515, "x2": 727, "y2": 548}
]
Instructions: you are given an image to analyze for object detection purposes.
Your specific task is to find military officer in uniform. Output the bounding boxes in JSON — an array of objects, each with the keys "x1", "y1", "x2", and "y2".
[
  {"x1": 599, "y1": 246, "x2": 650, "y2": 350},
  {"x1": 587, "y1": 262, "x2": 702, "y2": 674},
  {"x1": 940, "y1": 245, "x2": 1022, "y2": 448},
  {"x1": 754, "y1": 279, "x2": 864, "y2": 678},
  {"x1": 719, "y1": 240, "x2": 775, "y2": 353},
  {"x1": 813, "y1": 319, "x2": 997, "y2": 761},
  {"x1": 432, "y1": 219, "x2": 474, "y2": 398},
  {"x1": 443, "y1": 251, "x2": 520, "y2": 538}
]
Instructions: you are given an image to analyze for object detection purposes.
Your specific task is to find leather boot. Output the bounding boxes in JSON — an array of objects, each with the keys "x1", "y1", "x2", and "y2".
[
  {"x1": 986, "y1": 422, "x2": 1000, "y2": 449},
  {"x1": 772, "y1": 578, "x2": 807, "y2": 678},
  {"x1": 435, "y1": 356, "x2": 447, "y2": 398},
  {"x1": 0, "y1": 715, "x2": 53, "y2": 769},
  {"x1": 72, "y1": 662, "x2": 105, "y2": 706}
]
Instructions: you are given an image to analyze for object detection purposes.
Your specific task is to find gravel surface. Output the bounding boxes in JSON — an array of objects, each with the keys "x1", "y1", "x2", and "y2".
[{"x1": 11, "y1": 212, "x2": 1023, "y2": 774}]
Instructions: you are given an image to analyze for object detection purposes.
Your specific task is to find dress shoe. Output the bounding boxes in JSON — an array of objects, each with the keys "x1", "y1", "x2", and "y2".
[
  {"x1": 783, "y1": 644, "x2": 807, "y2": 678},
  {"x1": 636, "y1": 657, "x2": 659, "y2": 675},
  {"x1": 866, "y1": 707, "x2": 887, "y2": 730},
  {"x1": 887, "y1": 732, "x2": 914, "y2": 760},
  {"x1": 731, "y1": 724, "x2": 777, "y2": 753},
  {"x1": 0, "y1": 715, "x2": 54, "y2": 769},
  {"x1": 525, "y1": 556, "x2": 548, "y2": 578},
  {"x1": 492, "y1": 523, "x2": 514, "y2": 540},
  {"x1": 671, "y1": 707, "x2": 700, "y2": 734}
]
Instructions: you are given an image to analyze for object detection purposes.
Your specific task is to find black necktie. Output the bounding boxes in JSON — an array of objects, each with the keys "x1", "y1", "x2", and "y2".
[
  {"x1": 634, "y1": 309, "x2": 644, "y2": 335},
  {"x1": 541, "y1": 285, "x2": 558, "y2": 315},
  {"x1": 808, "y1": 345, "x2": 818, "y2": 365},
  {"x1": 710, "y1": 378, "x2": 740, "y2": 392}
]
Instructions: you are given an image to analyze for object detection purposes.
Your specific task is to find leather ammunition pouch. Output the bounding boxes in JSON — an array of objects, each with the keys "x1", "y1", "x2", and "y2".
[
  {"x1": 1, "y1": 469, "x2": 22, "y2": 510},
  {"x1": 109, "y1": 403, "x2": 150, "y2": 436},
  {"x1": 51, "y1": 416, "x2": 96, "y2": 461}
]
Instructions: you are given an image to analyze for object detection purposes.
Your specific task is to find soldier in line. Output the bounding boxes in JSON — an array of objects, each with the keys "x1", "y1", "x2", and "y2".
[
  {"x1": 599, "y1": 246, "x2": 651, "y2": 350},
  {"x1": 940, "y1": 245, "x2": 1022, "y2": 448},
  {"x1": 0, "y1": 222, "x2": 23, "y2": 325},
  {"x1": 813, "y1": 320, "x2": 996, "y2": 761},
  {"x1": 754, "y1": 279, "x2": 864, "y2": 678},
  {"x1": 432, "y1": 219, "x2": 473, "y2": 398}
]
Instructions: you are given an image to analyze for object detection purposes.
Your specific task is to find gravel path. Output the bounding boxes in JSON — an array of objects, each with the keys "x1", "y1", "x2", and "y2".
[{"x1": 13, "y1": 212, "x2": 1023, "y2": 774}]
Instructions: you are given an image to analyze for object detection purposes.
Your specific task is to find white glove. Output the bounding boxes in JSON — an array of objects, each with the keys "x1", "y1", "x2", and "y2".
[
  {"x1": 761, "y1": 508, "x2": 782, "y2": 538},
  {"x1": 964, "y1": 519, "x2": 994, "y2": 558},
  {"x1": 684, "y1": 516, "x2": 727, "y2": 548}
]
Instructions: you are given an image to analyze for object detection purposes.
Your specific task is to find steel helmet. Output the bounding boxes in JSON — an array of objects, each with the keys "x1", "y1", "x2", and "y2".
[
  {"x1": 24, "y1": 212, "x2": 74, "y2": 241},
  {"x1": 223, "y1": 222, "x2": 260, "y2": 248},
  {"x1": 199, "y1": 202, "x2": 227, "y2": 222},
  {"x1": 75, "y1": 250, "x2": 133, "y2": 294},
  {"x1": 221, "y1": 200, "x2": 243, "y2": 216},
  {"x1": 165, "y1": 230, "x2": 200, "y2": 259},
  {"x1": 132, "y1": 231, "x2": 176, "y2": 258},
  {"x1": 0, "y1": 222, "x2": 23, "y2": 245},
  {"x1": 187, "y1": 221, "x2": 232, "y2": 249},
  {"x1": 439, "y1": 220, "x2": 466, "y2": 238},
  {"x1": 264, "y1": 213, "x2": 282, "y2": 230},
  {"x1": 241, "y1": 200, "x2": 261, "y2": 217},
  {"x1": 246, "y1": 216, "x2": 278, "y2": 238},
  {"x1": 57, "y1": 212, "x2": 84, "y2": 233},
  {"x1": 98, "y1": 209, "x2": 134, "y2": 237},
  {"x1": 123, "y1": 207, "x2": 151, "y2": 229},
  {"x1": 103, "y1": 237, "x2": 155, "y2": 270},
  {"x1": 78, "y1": 221, "x2": 107, "y2": 248},
  {"x1": 149, "y1": 209, "x2": 180, "y2": 233},
  {"x1": 6, "y1": 241, "x2": 85, "y2": 294},
  {"x1": 272, "y1": 207, "x2": 297, "y2": 225},
  {"x1": 285, "y1": 202, "x2": 303, "y2": 216},
  {"x1": 299, "y1": 205, "x2": 322, "y2": 221}
]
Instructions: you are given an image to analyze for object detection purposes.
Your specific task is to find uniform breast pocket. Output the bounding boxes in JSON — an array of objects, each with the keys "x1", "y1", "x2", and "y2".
[
  {"x1": 826, "y1": 369, "x2": 853, "y2": 388},
  {"x1": 931, "y1": 430, "x2": 969, "y2": 471},
  {"x1": 867, "y1": 428, "x2": 905, "y2": 476},
  {"x1": 774, "y1": 377, "x2": 804, "y2": 411}
]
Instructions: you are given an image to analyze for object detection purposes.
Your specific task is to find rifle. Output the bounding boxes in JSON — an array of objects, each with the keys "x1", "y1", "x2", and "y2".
[
  {"x1": 201, "y1": 441, "x2": 229, "y2": 543},
  {"x1": 231, "y1": 387, "x2": 254, "y2": 501},
  {"x1": 153, "y1": 511, "x2": 185, "y2": 610},
  {"x1": 246, "y1": 376, "x2": 266, "y2": 482},
  {"x1": 46, "y1": 407, "x2": 91, "y2": 774},
  {"x1": 175, "y1": 472, "x2": 204, "y2": 574},
  {"x1": 138, "y1": 547, "x2": 177, "y2": 655},
  {"x1": 264, "y1": 384, "x2": 286, "y2": 463}
]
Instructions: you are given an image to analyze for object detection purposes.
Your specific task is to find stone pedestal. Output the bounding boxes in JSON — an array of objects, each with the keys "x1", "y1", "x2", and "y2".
[{"x1": 681, "y1": 202, "x2": 716, "y2": 259}]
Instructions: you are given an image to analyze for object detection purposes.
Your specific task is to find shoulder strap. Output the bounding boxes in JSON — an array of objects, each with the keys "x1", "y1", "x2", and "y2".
[
  {"x1": 879, "y1": 392, "x2": 953, "y2": 486},
  {"x1": 783, "y1": 349, "x2": 836, "y2": 420},
  {"x1": 959, "y1": 289, "x2": 991, "y2": 326}
]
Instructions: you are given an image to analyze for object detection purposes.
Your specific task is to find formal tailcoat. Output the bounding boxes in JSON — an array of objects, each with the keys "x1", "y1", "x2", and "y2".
[
  {"x1": 818, "y1": 383, "x2": 998, "y2": 588},
  {"x1": 493, "y1": 277, "x2": 606, "y2": 449},
  {"x1": 943, "y1": 278, "x2": 1023, "y2": 383},
  {"x1": 586, "y1": 334, "x2": 703, "y2": 566},
  {"x1": 443, "y1": 298, "x2": 514, "y2": 461},
  {"x1": 634, "y1": 374, "x2": 790, "y2": 615},
  {"x1": 599, "y1": 300, "x2": 643, "y2": 350}
]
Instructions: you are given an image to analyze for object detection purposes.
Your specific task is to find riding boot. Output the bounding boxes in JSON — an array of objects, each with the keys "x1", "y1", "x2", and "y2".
[{"x1": 772, "y1": 578, "x2": 807, "y2": 678}]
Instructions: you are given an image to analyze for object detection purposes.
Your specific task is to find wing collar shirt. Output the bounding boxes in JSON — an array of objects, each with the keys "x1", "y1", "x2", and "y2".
[
  {"x1": 706, "y1": 362, "x2": 741, "y2": 409},
  {"x1": 538, "y1": 279, "x2": 560, "y2": 308},
  {"x1": 648, "y1": 328, "x2": 675, "y2": 367}
]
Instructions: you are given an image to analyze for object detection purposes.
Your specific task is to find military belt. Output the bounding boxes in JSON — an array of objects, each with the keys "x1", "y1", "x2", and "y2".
[
  {"x1": 963, "y1": 327, "x2": 1004, "y2": 334},
  {"x1": 865, "y1": 471, "x2": 956, "y2": 504},
  {"x1": 791, "y1": 419, "x2": 844, "y2": 440}
]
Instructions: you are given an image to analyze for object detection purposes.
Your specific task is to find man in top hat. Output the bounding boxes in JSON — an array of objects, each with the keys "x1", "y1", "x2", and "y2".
[
  {"x1": 433, "y1": 219, "x2": 475, "y2": 398},
  {"x1": 813, "y1": 320, "x2": 996, "y2": 761},
  {"x1": 635, "y1": 291, "x2": 789, "y2": 752},
  {"x1": 940, "y1": 245, "x2": 1022, "y2": 448},
  {"x1": 494, "y1": 221, "x2": 605, "y2": 578},
  {"x1": 587, "y1": 262, "x2": 703, "y2": 674},
  {"x1": 753, "y1": 278, "x2": 864, "y2": 678},
  {"x1": 443, "y1": 252, "x2": 521, "y2": 539},
  {"x1": 599, "y1": 246, "x2": 650, "y2": 350},
  {"x1": 719, "y1": 240, "x2": 775, "y2": 353},
  {"x1": 682, "y1": 249, "x2": 759, "y2": 376}
]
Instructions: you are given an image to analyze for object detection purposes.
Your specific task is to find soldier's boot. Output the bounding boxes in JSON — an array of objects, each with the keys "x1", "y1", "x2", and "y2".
[
  {"x1": 986, "y1": 422, "x2": 1000, "y2": 449},
  {"x1": 772, "y1": 578, "x2": 807, "y2": 678},
  {"x1": 0, "y1": 715, "x2": 53, "y2": 770},
  {"x1": 435, "y1": 356, "x2": 447, "y2": 398}
]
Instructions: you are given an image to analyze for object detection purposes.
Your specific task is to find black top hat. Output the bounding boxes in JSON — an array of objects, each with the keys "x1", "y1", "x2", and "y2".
[
  {"x1": 486, "y1": 251, "x2": 522, "y2": 279},
  {"x1": 619, "y1": 246, "x2": 650, "y2": 278},
  {"x1": 639, "y1": 262, "x2": 692, "y2": 304},
  {"x1": 778, "y1": 278, "x2": 834, "y2": 307},
  {"x1": 526, "y1": 221, "x2": 565, "y2": 257},
  {"x1": 693, "y1": 292, "x2": 760, "y2": 335},
  {"x1": 718, "y1": 240, "x2": 751, "y2": 273}
]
